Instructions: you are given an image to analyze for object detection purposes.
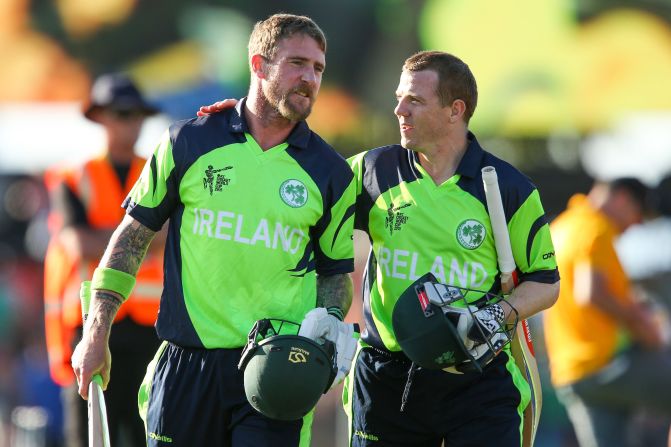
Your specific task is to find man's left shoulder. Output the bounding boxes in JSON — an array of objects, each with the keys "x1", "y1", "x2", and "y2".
[
  {"x1": 306, "y1": 131, "x2": 344, "y2": 157},
  {"x1": 481, "y1": 151, "x2": 537, "y2": 194},
  {"x1": 304, "y1": 131, "x2": 350, "y2": 171}
]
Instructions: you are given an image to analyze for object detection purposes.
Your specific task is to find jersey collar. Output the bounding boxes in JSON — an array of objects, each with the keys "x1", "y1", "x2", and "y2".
[
  {"x1": 229, "y1": 97, "x2": 311, "y2": 150},
  {"x1": 409, "y1": 131, "x2": 485, "y2": 179},
  {"x1": 454, "y1": 131, "x2": 485, "y2": 179}
]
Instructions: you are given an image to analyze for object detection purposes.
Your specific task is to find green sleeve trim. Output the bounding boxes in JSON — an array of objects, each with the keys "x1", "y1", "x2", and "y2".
[
  {"x1": 347, "y1": 152, "x2": 365, "y2": 196},
  {"x1": 126, "y1": 131, "x2": 175, "y2": 208},
  {"x1": 509, "y1": 190, "x2": 557, "y2": 273}
]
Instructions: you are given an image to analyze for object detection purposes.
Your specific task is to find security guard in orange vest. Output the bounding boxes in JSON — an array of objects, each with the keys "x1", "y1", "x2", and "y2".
[{"x1": 44, "y1": 73, "x2": 164, "y2": 447}]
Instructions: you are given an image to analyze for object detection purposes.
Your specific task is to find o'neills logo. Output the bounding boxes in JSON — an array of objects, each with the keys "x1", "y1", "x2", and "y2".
[{"x1": 288, "y1": 347, "x2": 310, "y2": 363}]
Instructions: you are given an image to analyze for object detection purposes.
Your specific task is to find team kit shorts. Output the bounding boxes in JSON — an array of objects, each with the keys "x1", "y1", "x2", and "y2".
[
  {"x1": 138, "y1": 342, "x2": 313, "y2": 447},
  {"x1": 344, "y1": 346, "x2": 529, "y2": 447}
]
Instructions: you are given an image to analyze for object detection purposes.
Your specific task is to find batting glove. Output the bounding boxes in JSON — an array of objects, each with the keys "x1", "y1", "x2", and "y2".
[
  {"x1": 468, "y1": 303, "x2": 506, "y2": 344},
  {"x1": 440, "y1": 303, "x2": 508, "y2": 373},
  {"x1": 298, "y1": 307, "x2": 359, "y2": 388}
]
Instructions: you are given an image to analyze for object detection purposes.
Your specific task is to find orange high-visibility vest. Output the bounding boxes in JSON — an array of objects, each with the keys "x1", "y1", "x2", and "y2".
[{"x1": 43, "y1": 154, "x2": 163, "y2": 386}]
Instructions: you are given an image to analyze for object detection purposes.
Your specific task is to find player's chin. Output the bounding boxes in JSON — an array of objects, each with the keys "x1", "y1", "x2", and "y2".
[
  {"x1": 282, "y1": 102, "x2": 311, "y2": 122},
  {"x1": 400, "y1": 136, "x2": 416, "y2": 151}
]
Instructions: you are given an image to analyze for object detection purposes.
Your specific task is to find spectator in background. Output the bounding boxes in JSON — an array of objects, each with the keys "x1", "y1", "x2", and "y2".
[
  {"x1": 544, "y1": 178, "x2": 671, "y2": 447},
  {"x1": 617, "y1": 174, "x2": 671, "y2": 316},
  {"x1": 43, "y1": 73, "x2": 164, "y2": 447}
]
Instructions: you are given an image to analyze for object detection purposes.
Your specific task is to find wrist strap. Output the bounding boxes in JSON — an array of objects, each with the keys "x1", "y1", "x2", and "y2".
[
  {"x1": 91, "y1": 267, "x2": 136, "y2": 301},
  {"x1": 326, "y1": 306, "x2": 345, "y2": 321}
]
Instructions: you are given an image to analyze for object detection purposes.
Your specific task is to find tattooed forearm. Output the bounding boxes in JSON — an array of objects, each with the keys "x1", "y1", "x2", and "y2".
[
  {"x1": 88, "y1": 290, "x2": 123, "y2": 334},
  {"x1": 99, "y1": 215, "x2": 156, "y2": 275},
  {"x1": 317, "y1": 273, "x2": 353, "y2": 313}
]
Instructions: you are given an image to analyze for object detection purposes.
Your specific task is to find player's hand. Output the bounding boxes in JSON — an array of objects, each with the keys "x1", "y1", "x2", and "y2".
[
  {"x1": 197, "y1": 98, "x2": 239, "y2": 116},
  {"x1": 468, "y1": 303, "x2": 506, "y2": 344},
  {"x1": 441, "y1": 303, "x2": 508, "y2": 373},
  {"x1": 71, "y1": 332, "x2": 111, "y2": 400},
  {"x1": 298, "y1": 307, "x2": 359, "y2": 388}
]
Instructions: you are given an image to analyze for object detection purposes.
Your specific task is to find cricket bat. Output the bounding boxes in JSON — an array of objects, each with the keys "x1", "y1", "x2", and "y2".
[
  {"x1": 80, "y1": 281, "x2": 111, "y2": 447},
  {"x1": 482, "y1": 166, "x2": 541, "y2": 447}
]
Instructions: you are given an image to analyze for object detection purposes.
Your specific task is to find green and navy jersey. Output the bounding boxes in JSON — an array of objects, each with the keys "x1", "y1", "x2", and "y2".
[
  {"x1": 348, "y1": 132, "x2": 558, "y2": 352},
  {"x1": 123, "y1": 99, "x2": 355, "y2": 349}
]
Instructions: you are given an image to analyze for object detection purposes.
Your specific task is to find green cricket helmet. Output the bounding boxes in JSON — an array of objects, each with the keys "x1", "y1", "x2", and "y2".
[
  {"x1": 238, "y1": 319, "x2": 336, "y2": 421},
  {"x1": 392, "y1": 273, "x2": 477, "y2": 371}
]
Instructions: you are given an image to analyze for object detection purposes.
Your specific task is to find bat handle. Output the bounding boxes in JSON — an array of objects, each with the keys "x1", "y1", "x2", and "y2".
[
  {"x1": 80, "y1": 282, "x2": 106, "y2": 390},
  {"x1": 92, "y1": 375, "x2": 103, "y2": 387}
]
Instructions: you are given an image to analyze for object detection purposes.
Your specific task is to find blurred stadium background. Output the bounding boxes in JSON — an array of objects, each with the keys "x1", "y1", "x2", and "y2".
[{"x1": 2, "y1": 0, "x2": 671, "y2": 445}]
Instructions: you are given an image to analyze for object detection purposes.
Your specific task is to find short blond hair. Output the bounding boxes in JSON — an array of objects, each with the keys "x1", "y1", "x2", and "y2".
[{"x1": 248, "y1": 13, "x2": 326, "y2": 62}]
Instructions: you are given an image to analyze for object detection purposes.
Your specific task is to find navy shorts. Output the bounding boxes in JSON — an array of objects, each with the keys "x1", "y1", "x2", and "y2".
[
  {"x1": 139, "y1": 342, "x2": 313, "y2": 447},
  {"x1": 344, "y1": 346, "x2": 527, "y2": 447}
]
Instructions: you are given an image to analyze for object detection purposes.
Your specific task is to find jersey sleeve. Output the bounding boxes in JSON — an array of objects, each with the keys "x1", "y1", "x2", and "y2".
[
  {"x1": 509, "y1": 188, "x2": 559, "y2": 283},
  {"x1": 313, "y1": 167, "x2": 356, "y2": 276},
  {"x1": 347, "y1": 152, "x2": 365, "y2": 195},
  {"x1": 347, "y1": 151, "x2": 367, "y2": 231},
  {"x1": 123, "y1": 129, "x2": 179, "y2": 232}
]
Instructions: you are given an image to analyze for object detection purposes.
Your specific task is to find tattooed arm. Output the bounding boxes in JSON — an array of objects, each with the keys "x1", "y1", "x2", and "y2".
[
  {"x1": 317, "y1": 273, "x2": 353, "y2": 316},
  {"x1": 71, "y1": 215, "x2": 157, "y2": 398}
]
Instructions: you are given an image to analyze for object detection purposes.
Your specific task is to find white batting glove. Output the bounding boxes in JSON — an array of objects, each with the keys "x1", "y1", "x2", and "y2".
[
  {"x1": 298, "y1": 307, "x2": 339, "y2": 344},
  {"x1": 298, "y1": 307, "x2": 359, "y2": 388}
]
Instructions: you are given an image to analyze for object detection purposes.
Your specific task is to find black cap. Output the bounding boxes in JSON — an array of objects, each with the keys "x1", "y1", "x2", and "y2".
[{"x1": 83, "y1": 73, "x2": 159, "y2": 122}]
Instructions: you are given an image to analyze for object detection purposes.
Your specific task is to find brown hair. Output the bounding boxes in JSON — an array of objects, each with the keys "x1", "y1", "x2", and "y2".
[
  {"x1": 248, "y1": 13, "x2": 326, "y2": 62},
  {"x1": 403, "y1": 51, "x2": 478, "y2": 122}
]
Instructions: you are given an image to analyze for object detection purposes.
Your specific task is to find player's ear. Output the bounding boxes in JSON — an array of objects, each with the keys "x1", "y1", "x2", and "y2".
[
  {"x1": 448, "y1": 99, "x2": 466, "y2": 123},
  {"x1": 251, "y1": 54, "x2": 267, "y2": 79}
]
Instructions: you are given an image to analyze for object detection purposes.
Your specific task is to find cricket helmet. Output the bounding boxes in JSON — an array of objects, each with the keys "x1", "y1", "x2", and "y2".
[
  {"x1": 392, "y1": 273, "x2": 515, "y2": 373},
  {"x1": 238, "y1": 318, "x2": 336, "y2": 421}
]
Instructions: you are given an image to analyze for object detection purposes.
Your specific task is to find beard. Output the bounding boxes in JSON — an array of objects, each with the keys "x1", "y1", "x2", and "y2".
[{"x1": 263, "y1": 77, "x2": 314, "y2": 122}]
